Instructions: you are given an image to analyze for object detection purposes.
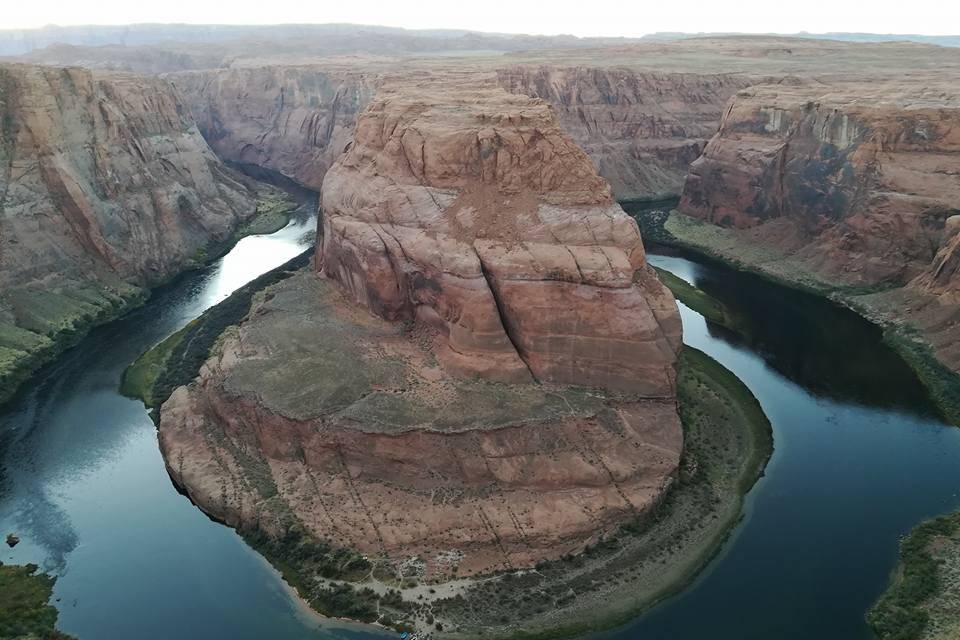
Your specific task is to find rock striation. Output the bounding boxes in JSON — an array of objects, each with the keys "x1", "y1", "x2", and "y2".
[
  {"x1": 319, "y1": 75, "x2": 682, "y2": 394},
  {"x1": 171, "y1": 64, "x2": 752, "y2": 202},
  {"x1": 679, "y1": 81, "x2": 960, "y2": 288},
  {"x1": 157, "y1": 74, "x2": 684, "y2": 579},
  {"x1": 170, "y1": 67, "x2": 378, "y2": 190},
  {"x1": 0, "y1": 63, "x2": 258, "y2": 402},
  {"x1": 497, "y1": 67, "x2": 757, "y2": 201}
]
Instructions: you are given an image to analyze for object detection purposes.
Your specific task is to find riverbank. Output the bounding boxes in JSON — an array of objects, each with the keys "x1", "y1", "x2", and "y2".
[
  {"x1": 868, "y1": 512, "x2": 960, "y2": 640},
  {"x1": 127, "y1": 245, "x2": 772, "y2": 639},
  {"x1": 0, "y1": 562, "x2": 75, "y2": 639},
  {"x1": 629, "y1": 208, "x2": 960, "y2": 427},
  {"x1": 0, "y1": 188, "x2": 301, "y2": 411},
  {"x1": 121, "y1": 249, "x2": 314, "y2": 411},
  {"x1": 428, "y1": 346, "x2": 772, "y2": 640}
]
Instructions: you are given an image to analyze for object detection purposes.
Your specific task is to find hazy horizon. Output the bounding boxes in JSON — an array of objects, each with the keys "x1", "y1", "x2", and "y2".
[{"x1": 5, "y1": 0, "x2": 960, "y2": 37}]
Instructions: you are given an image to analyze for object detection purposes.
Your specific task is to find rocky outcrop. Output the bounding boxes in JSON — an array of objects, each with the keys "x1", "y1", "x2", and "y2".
[
  {"x1": 159, "y1": 271, "x2": 683, "y2": 578},
  {"x1": 171, "y1": 64, "x2": 753, "y2": 202},
  {"x1": 679, "y1": 82, "x2": 960, "y2": 288},
  {"x1": 170, "y1": 67, "x2": 378, "y2": 190},
  {"x1": 319, "y1": 75, "x2": 682, "y2": 394},
  {"x1": 497, "y1": 67, "x2": 758, "y2": 201},
  {"x1": 0, "y1": 63, "x2": 258, "y2": 402},
  {"x1": 157, "y1": 73, "x2": 684, "y2": 579}
]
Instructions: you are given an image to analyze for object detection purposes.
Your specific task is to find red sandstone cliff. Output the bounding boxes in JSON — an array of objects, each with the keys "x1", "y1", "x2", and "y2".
[
  {"x1": 497, "y1": 67, "x2": 758, "y2": 201},
  {"x1": 0, "y1": 63, "x2": 258, "y2": 401},
  {"x1": 679, "y1": 82, "x2": 960, "y2": 288},
  {"x1": 0, "y1": 64, "x2": 258, "y2": 292},
  {"x1": 170, "y1": 67, "x2": 378, "y2": 190},
  {"x1": 157, "y1": 74, "x2": 684, "y2": 579},
  {"x1": 319, "y1": 75, "x2": 682, "y2": 395},
  {"x1": 170, "y1": 64, "x2": 752, "y2": 202}
]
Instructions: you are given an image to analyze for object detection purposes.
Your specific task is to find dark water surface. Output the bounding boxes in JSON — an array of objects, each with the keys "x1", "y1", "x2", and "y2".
[
  {"x1": 0, "y1": 209, "x2": 383, "y2": 640},
  {"x1": 1, "y1": 215, "x2": 958, "y2": 639},
  {"x1": 602, "y1": 247, "x2": 960, "y2": 640}
]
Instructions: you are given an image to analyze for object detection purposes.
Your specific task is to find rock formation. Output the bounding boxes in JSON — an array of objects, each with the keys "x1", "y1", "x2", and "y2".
[
  {"x1": 0, "y1": 63, "x2": 259, "y2": 401},
  {"x1": 319, "y1": 75, "x2": 682, "y2": 394},
  {"x1": 679, "y1": 81, "x2": 960, "y2": 288},
  {"x1": 157, "y1": 74, "x2": 683, "y2": 578},
  {"x1": 172, "y1": 64, "x2": 753, "y2": 202},
  {"x1": 170, "y1": 67, "x2": 378, "y2": 190},
  {"x1": 497, "y1": 67, "x2": 757, "y2": 201}
]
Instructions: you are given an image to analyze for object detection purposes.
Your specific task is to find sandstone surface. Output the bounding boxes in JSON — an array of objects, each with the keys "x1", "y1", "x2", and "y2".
[
  {"x1": 157, "y1": 74, "x2": 684, "y2": 578},
  {"x1": 318, "y1": 75, "x2": 682, "y2": 394},
  {"x1": 0, "y1": 63, "x2": 259, "y2": 400},
  {"x1": 170, "y1": 67, "x2": 378, "y2": 190},
  {"x1": 679, "y1": 81, "x2": 960, "y2": 288},
  {"x1": 159, "y1": 272, "x2": 683, "y2": 577}
]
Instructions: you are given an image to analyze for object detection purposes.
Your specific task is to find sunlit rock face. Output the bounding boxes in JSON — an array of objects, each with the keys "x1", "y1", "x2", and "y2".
[
  {"x1": 318, "y1": 74, "x2": 682, "y2": 395},
  {"x1": 157, "y1": 73, "x2": 685, "y2": 579}
]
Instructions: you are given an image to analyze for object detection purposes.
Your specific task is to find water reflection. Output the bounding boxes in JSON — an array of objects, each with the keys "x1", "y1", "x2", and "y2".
[
  {"x1": 650, "y1": 246, "x2": 938, "y2": 418},
  {"x1": 0, "y1": 204, "x2": 386, "y2": 640},
  {"x1": 601, "y1": 249, "x2": 960, "y2": 640}
]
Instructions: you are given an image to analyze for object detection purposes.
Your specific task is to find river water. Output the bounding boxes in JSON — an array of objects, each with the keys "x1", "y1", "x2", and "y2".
[
  {"x1": 0, "y1": 208, "x2": 379, "y2": 640},
  {"x1": 1, "y1": 217, "x2": 958, "y2": 639}
]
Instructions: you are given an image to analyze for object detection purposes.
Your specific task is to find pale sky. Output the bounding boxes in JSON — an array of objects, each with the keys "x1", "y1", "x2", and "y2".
[{"x1": 5, "y1": 0, "x2": 960, "y2": 37}]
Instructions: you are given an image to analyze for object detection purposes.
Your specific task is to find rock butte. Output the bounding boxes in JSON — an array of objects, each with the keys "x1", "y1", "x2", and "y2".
[
  {"x1": 319, "y1": 75, "x2": 682, "y2": 393},
  {"x1": 157, "y1": 74, "x2": 684, "y2": 577}
]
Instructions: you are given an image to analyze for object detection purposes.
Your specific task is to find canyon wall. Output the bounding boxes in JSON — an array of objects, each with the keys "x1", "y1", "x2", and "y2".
[
  {"x1": 678, "y1": 82, "x2": 960, "y2": 288},
  {"x1": 497, "y1": 67, "x2": 757, "y2": 201},
  {"x1": 172, "y1": 64, "x2": 750, "y2": 201},
  {"x1": 170, "y1": 67, "x2": 378, "y2": 190},
  {"x1": 0, "y1": 63, "x2": 258, "y2": 401}
]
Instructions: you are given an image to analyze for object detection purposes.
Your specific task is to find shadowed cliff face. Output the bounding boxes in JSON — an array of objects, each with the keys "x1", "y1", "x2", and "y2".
[
  {"x1": 319, "y1": 75, "x2": 682, "y2": 395},
  {"x1": 496, "y1": 67, "x2": 759, "y2": 201},
  {"x1": 0, "y1": 63, "x2": 258, "y2": 402},
  {"x1": 679, "y1": 82, "x2": 960, "y2": 288},
  {"x1": 170, "y1": 67, "x2": 379, "y2": 191}
]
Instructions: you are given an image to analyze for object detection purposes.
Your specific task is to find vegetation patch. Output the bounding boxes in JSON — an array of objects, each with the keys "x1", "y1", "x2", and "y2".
[
  {"x1": 0, "y1": 189, "x2": 302, "y2": 412},
  {"x1": 868, "y1": 512, "x2": 960, "y2": 640},
  {"x1": 123, "y1": 249, "x2": 313, "y2": 410},
  {"x1": 651, "y1": 266, "x2": 733, "y2": 328},
  {"x1": 430, "y1": 346, "x2": 772, "y2": 640},
  {"x1": 0, "y1": 562, "x2": 75, "y2": 640}
]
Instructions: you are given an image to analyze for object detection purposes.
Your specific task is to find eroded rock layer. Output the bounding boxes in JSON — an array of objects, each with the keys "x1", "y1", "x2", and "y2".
[
  {"x1": 0, "y1": 63, "x2": 258, "y2": 400},
  {"x1": 319, "y1": 75, "x2": 682, "y2": 395},
  {"x1": 170, "y1": 67, "x2": 378, "y2": 190},
  {"x1": 158, "y1": 74, "x2": 684, "y2": 578},
  {"x1": 159, "y1": 272, "x2": 683, "y2": 577},
  {"x1": 679, "y1": 81, "x2": 960, "y2": 289},
  {"x1": 496, "y1": 67, "x2": 758, "y2": 201}
]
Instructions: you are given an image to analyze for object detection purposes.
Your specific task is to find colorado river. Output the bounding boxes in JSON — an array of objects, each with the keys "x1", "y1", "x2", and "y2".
[
  {"x1": 611, "y1": 247, "x2": 960, "y2": 640},
  {"x1": 1, "y1": 215, "x2": 958, "y2": 639},
  {"x1": 0, "y1": 206, "x2": 382, "y2": 640}
]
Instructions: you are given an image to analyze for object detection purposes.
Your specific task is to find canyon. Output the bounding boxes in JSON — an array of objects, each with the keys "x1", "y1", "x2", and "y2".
[
  {"x1": 156, "y1": 74, "x2": 684, "y2": 581},
  {"x1": 0, "y1": 62, "x2": 282, "y2": 403},
  {"x1": 2, "y1": 28, "x2": 960, "y2": 640},
  {"x1": 672, "y1": 77, "x2": 960, "y2": 392}
]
